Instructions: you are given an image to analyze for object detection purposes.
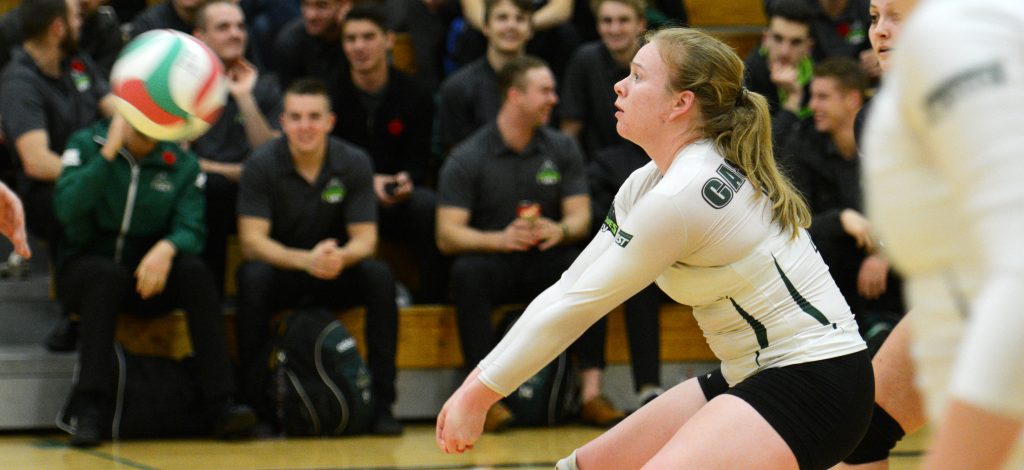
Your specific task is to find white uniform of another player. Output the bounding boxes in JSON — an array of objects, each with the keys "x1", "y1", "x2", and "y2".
[
  {"x1": 478, "y1": 139, "x2": 864, "y2": 395},
  {"x1": 864, "y1": 0, "x2": 1024, "y2": 466}
]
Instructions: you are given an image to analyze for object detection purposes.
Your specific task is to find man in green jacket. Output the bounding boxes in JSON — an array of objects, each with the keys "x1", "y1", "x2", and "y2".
[{"x1": 54, "y1": 115, "x2": 255, "y2": 447}]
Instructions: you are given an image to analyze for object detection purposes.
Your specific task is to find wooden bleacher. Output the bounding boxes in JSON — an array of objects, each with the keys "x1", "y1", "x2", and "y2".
[{"x1": 116, "y1": 304, "x2": 716, "y2": 368}]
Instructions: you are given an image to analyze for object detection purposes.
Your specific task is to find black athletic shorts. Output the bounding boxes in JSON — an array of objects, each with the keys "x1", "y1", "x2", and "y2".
[{"x1": 698, "y1": 350, "x2": 874, "y2": 470}]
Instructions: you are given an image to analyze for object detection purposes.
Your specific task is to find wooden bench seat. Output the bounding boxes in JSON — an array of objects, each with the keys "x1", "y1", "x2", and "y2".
[{"x1": 115, "y1": 304, "x2": 716, "y2": 367}]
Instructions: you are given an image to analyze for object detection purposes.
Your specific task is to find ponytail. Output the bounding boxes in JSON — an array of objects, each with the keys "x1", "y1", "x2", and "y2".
[{"x1": 719, "y1": 88, "x2": 810, "y2": 238}]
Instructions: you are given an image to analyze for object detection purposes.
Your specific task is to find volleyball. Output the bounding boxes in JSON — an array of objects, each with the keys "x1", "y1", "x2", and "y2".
[{"x1": 109, "y1": 29, "x2": 228, "y2": 142}]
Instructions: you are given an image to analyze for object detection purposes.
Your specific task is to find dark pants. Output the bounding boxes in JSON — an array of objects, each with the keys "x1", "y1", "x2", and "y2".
[
  {"x1": 22, "y1": 182, "x2": 61, "y2": 255},
  {"x1": 235, "y1": 259, "x2": 399, "y2": 408},
  {"x1": 378, "y1": 187, "x2": 448, "y2": 303},
  {"x1": 449, "y1": 246, "x2": 606, "y2": 370},
  {"x1": 623, "y1": 284, "x2": 663, "y2": 391},
  {"x1": 201, "y1": 174, "x2": 237, "y2": 298},
  {"x1": 59, "y1": 254, "x2": 236, "y2": 403}
]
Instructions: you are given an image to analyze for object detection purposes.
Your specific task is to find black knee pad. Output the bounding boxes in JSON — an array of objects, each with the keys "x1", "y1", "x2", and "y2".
[{"x1": 842, "y1": 403, "x2": 906, "y2": 464}]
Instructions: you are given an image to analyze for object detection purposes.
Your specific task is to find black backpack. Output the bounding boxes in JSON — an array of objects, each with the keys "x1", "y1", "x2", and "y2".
[
  {"x1": 266, "y1": 308, "x2": 375, "y2": 436},
  {"x1": 58, "y1": 344, "x2": 207, "y2": 439},
  {"x1": 498, "y1": 310, "x2": 578, "y2": 426}
]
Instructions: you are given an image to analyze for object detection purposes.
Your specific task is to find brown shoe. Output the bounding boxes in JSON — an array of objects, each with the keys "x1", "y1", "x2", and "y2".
[
  {"x1": 484, "y1": 401, "x2": 514, "y2": 433},
  {"x1": 580, "y1": 395, "x2": 625, "y2": 428}
]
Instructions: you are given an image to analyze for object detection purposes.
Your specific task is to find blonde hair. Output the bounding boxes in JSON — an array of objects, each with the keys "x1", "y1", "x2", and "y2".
[{"x1": 647, "y1": 27, "x2": 810, "y2": 238}]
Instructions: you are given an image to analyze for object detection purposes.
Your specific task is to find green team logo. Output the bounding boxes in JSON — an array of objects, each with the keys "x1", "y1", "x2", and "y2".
[
  {"x1": 150, "y1": 172, "x2": 174, "y2": 193},
  {"x1": 846, "y1": 22, "x2": 866, "y2": 45},
  {"x1": 536, "y1": 160, "x2": 561, "y2": 185},
  {"x1": 72, "y1": 72, "x2": 91, "y2": 92},
  {"x1": 322, "y1": 177, "x2": 346, "y2": 203},
  {"x1": 600, "y1": 206, "x2": 633, "y2": 247}
]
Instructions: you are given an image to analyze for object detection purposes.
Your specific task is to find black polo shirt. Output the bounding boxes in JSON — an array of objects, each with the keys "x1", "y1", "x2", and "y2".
[
  {"x1": 126, "y1": 0, "x2": 191, "y2": 39},
  {"x1": 0, "y1": 7, "x2": 21, "y2": 72},
  {"x1": 438, "y1": 124, "x2": 587, "y2": 231},
  {"x1": 192, "y1": 75, "x2": 282, "y2": 164},
  {"x1": 437, "y1": 58, "x2": 500, "y2": 151},
  {"x1": 329, "y1": 67, "x2": 434, "y2": 184},
  {"x1": 561, "y1": 41, "x2": 628, "y2": 158},
  {"x1": 80, "y1": 5, "x2": 125, "y2": 78},
  {"x1": 272, "y1": 17, "x2": 348, "y2": 89},
  {"x1": 0, "y1": 48, "x2": 109, "y2": 185},
  {"x1": 238, "y1": 136, "x2": 376, "y2": 250},
  {"x1": 807, "y1": 0, "x2": 871, "y2": 61},
  {"x1": 782, "y1": 121, "x2": 862, "y2": 243}
]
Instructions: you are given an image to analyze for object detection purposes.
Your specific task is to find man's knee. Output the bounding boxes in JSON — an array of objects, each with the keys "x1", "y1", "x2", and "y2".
[
  {"x1": 236, "y1": 261, "x2": 276, "y2": 290},
  {"x1": 352, "y1": 259, "x2": 395, "y2": 285},
  {"x1": 450, "y1": 255, "x2": 494, "y2": 290},
  {"x1": 172, "y1": 254, "x2": 214, "y2": 278},
  {"x1": 70, "y1": 256, "x2": 132, "y2": 290}
]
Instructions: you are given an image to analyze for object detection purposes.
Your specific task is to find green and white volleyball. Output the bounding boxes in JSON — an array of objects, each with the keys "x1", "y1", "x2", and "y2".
[{"x1": 110, "y1": 29, "x2": 228, "y2": 141}]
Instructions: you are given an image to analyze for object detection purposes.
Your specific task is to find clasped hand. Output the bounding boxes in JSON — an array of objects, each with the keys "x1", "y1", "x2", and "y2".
[
  {"x1": 500, "y1": 217, "x2": 564, "y2": 252},
  {"x1": 306, "y1": 238, "x2": 345, "y2": 279}
]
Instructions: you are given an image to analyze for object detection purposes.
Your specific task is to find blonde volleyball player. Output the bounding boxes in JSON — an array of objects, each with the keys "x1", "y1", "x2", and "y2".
[
  {"x1": 863, "y1": 0, "x2": 1024, "y2": 468},
  {"x1": 436, "y1": 27, "x2": 873, "y2": 469}
]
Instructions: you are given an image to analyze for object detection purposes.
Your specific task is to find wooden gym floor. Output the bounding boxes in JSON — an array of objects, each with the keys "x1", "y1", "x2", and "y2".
[{"x1": 0, "y1": 423, "x2": 926, "y2": 469}]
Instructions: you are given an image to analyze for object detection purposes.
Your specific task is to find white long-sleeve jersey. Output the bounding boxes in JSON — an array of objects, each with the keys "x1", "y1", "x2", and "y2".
[
  {"x1": 863, "y1": 0, "x2": 1024, "y2": 421},
  {"x1": 478, "y1": 140, "x2": 864, "y2": 396}
]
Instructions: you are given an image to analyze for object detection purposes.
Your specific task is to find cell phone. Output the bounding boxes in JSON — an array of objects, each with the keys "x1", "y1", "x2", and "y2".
[{"x1": 385, "y1": 181, "x2": 399, "y2": 196}]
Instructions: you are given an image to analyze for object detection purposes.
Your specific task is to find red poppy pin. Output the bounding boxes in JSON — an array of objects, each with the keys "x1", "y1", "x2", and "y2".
[
  {"x1": 836, "y1": 23, "x2": 850, "y2": 38},
  {"x1": 162, "y1": 151, "x2": 176, "y2": 166},
  {"x1": 387, "y1": 118, "x2": 404, "y2": 136},
  {"x1": 70, "y1": 59, "x2": 85, "y2": 73}
]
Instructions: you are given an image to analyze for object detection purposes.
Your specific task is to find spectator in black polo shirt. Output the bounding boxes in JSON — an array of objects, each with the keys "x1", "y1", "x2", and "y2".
[
  {"x1": 78, "y1": 0, "x2": 124, "y2": 78},
  {"x1": 235, "y1": 79, "x2": 403, "y2": 435},
  {"x1": 436, "y1": 0, "x2": 532, "y2": 153},
  {"x1": 0, "y1": 0, "x2": 116, "y2": 351},
  {"x1": 745, "y1": 0, "x2": 815, "y2": 137},
  {"x1": 561, "y1": 0, "x2": 646, "y2": 159},
  {"x1": 192, "y1": 0, "x2": 282, "y2": 297},
  {"x1": 764, "y1": 0, "x2": 874, "y2": 75},
  {"x1": 333, "y1": 5, "x2": 447, "y2": 302},
  {"x1": 273, "y1": 0, "x2": 351, "y2": 90},
  {"x1": 561, "y1": 0, "x2": 665, "y2": 408},
  {"x1": 783, "y1": 58, "x2": 903, "y2": 354},
  {"x1": 125, "y1": 0, "x2": 206, "y2": 39},
  {"x1": 438, "y1": 56, "x2": 625, "y2": 429}
]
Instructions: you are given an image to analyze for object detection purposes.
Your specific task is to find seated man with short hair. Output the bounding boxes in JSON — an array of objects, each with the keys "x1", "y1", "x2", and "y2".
[{"x1": 235, "y1": 78, "x2": 403, "y2": 435}]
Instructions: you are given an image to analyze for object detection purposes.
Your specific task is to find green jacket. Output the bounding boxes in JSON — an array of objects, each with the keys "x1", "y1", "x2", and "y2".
[{"x1": 55, "y1": 120, "x2": 206, "y2": 268}]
